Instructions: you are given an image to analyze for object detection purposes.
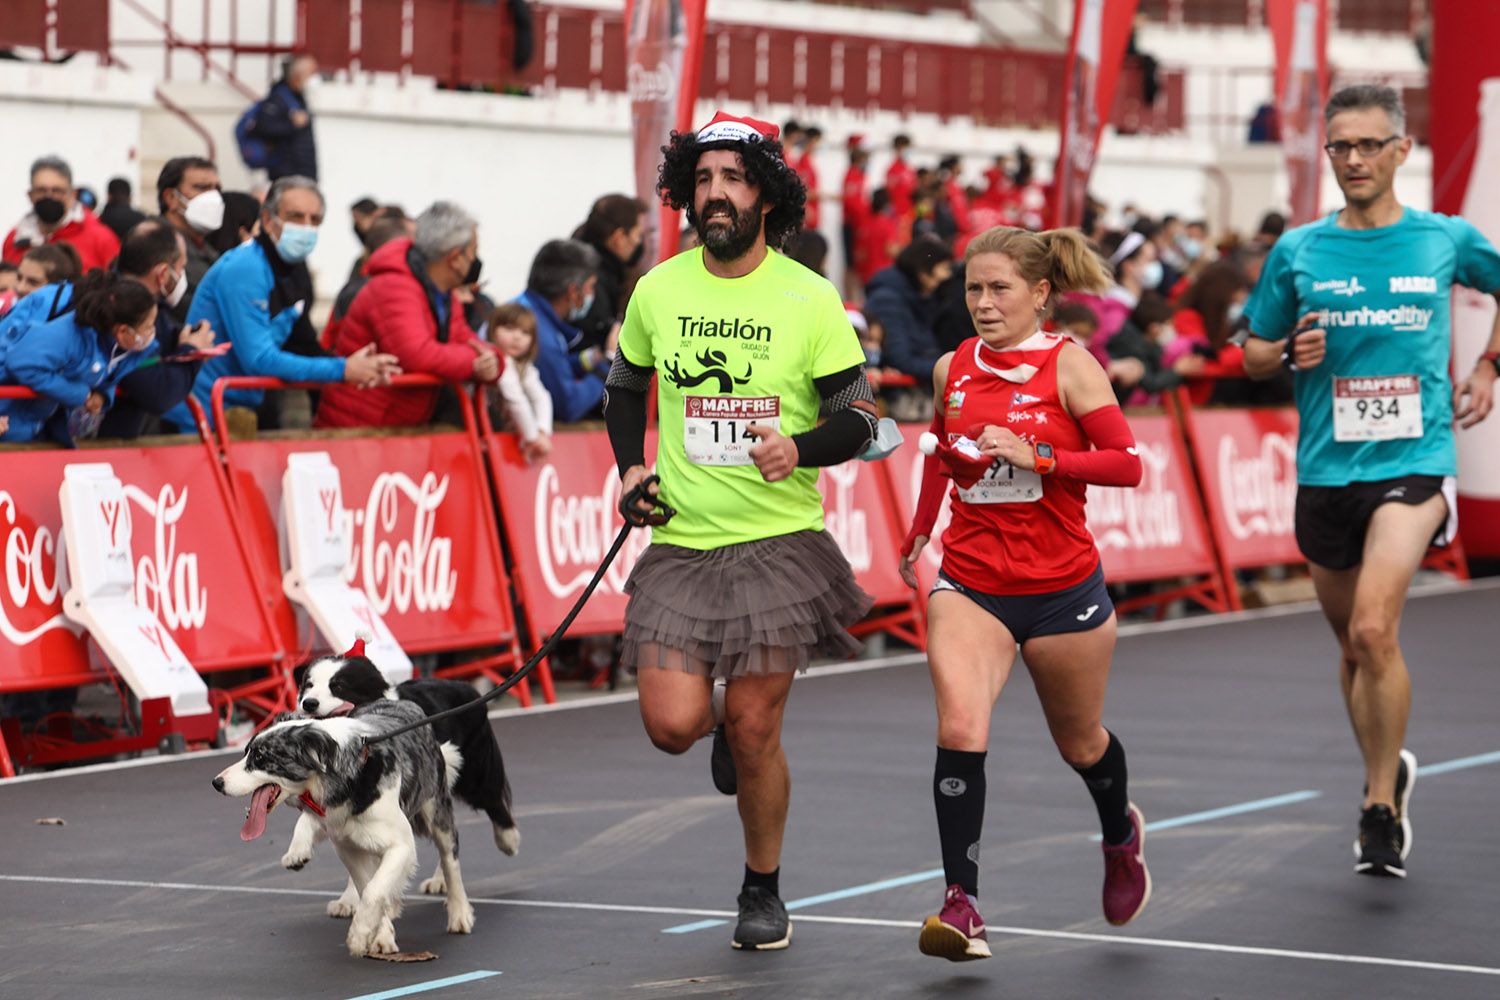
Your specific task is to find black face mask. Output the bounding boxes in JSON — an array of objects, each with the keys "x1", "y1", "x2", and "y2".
[
  {"x1": 463, "y1": 255, "x2": 483, "y2": 285},
  {"x1": 33, "y1": 198, "x2": 66, "y2": 225}
]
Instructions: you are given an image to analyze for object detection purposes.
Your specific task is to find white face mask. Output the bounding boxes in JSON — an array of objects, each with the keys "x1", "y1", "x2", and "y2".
[
  {"x1": 183, "y1": 189, "x2": 225, "y2": 233},
  {"x1": 165, "y1": 266, "x2": 188, "y2": 308}
]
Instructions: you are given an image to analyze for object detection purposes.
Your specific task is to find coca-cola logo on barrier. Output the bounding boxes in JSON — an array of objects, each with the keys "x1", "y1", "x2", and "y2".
[
  {"x1": 1, "y1": 490, "x2": 68, "y2": 646},
  {"x1": 821, "y1": 463, "x2": 871, "y2": 573},
  {"x1": 341, "y1": 472, "x2": 459, "y2": 616},
  {"x1": 1, "y1": 482, "x2": 210, "y2": 647},
  {"x1": 1217, "y1": 432, "x2": 1297, "y2": 540},
  {"x1": 1088, "y1": 440, "x2": 1182, "y2": 552},
  {"x1": 123, "y1": 484, "x2": 208, "y2": 632},
  {"x1": 533, "y1": 464, "x2": 651, "y2": 599}
]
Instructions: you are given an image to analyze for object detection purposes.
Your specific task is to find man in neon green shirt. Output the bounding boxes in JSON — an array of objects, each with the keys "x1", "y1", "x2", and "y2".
[{"x1": 605, "y1": 111, "x2": 878, "y2": 951}]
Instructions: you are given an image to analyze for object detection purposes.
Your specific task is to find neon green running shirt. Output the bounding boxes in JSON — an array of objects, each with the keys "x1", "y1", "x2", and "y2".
[{"x1": 617, "y1": 247, "x2": 865, "y2": 549}]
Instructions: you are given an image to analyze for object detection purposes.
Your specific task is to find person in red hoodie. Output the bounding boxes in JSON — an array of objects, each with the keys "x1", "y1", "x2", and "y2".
[
  {"x1": 3, "y1": 156, "x2": 120, "y2": 273},
  {"x1": 315, "y1": 201, "x2": 501, "y2": 428}
]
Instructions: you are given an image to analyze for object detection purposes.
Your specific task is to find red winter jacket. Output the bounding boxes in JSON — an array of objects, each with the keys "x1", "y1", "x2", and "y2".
[
  {"x1": 315, "y1": 238, "x2": 501, "y2": 428},
  {"x1": 3, "y1": 205, "x2": 121, "y2": 272}
]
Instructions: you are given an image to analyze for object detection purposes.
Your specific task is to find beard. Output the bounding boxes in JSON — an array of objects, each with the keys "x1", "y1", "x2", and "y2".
[{"x1": 695, "y1": 196, "x2": 764, "y2": 263}]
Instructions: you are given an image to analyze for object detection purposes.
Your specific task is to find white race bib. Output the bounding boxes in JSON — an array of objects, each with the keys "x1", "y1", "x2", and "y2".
[
  {"x1": 1333, "y1": 375, "x2": 1422, "y2": 442},
  {"x1": 957, "y1": 461, "x2": 1044, "y2": 504},
  {"x1": 683, "y1": 395, "x2": 780, "y2": 466}
]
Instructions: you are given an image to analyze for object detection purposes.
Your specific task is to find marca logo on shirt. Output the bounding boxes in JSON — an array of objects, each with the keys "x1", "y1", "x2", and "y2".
[
  {"x1": 1390, "y1": 275, "x2": 1438, "y2": 293},
  {"x1": 1311, "y1": 276, "x2": 1366, "y2": 297}
]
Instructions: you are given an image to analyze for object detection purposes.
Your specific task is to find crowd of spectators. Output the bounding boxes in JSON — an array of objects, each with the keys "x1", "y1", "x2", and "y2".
[{"x1": 0, "y1": 119, "x2": 1296, "y2": 451}]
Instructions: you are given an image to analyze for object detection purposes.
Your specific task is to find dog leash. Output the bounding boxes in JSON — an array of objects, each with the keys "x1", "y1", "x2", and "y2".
[{"x1": 362, "y1": 475, "x2": 675, "y2": 745}]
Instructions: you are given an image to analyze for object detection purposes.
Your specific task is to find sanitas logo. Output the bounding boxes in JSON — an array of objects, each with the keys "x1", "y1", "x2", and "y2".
[
  {"x1": 1320, "y1": 305, "x2": 1432, "y2": 333},
  {"x1": 1390, "y1": 275, "x2": 1438, "y2": 293},
  {"x1": 677, "y1": 315, "x2": 772, "y2": 342},
  {"x1": 1311, "y1": 276, "x2": 1366, "y2": 297}
]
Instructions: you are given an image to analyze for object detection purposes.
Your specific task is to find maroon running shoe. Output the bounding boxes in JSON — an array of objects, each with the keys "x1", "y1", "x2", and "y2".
[
  {"x1": 918, "y1": 884, "x2": 991, "y2": 961},
  {"x1": 1101, "y1": 803, "x2": 1152, "y2": 926}
]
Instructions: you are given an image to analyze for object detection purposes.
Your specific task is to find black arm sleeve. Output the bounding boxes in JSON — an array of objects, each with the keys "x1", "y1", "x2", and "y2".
[
  {"x1": 603, "y1": 356, "x2": 654, "y2": 476},
  {"x1": 791, "y1": 364, "x2": 879, "y2": 467}
]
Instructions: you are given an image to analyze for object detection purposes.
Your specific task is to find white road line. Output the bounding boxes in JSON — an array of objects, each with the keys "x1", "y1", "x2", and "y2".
[
  {"x1": 3, "y1": 577, "x2": 1493, "y2": 786},
  {"x1": 2, "y1": 873, "x2": 1495, "y2": 978}
]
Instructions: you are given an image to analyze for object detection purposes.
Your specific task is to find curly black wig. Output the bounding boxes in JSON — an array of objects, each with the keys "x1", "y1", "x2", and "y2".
[{"x1": 656, "y1": 130, "x2": 808, "y2": 252}]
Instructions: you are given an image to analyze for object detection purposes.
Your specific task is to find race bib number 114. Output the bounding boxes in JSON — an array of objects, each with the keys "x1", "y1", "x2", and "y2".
[{"x1": 684, "y1": 395, "x2": 780, "y2": 466}]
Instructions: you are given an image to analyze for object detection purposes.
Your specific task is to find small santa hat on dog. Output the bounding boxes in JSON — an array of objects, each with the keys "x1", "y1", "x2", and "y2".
[
  {"x1": 696, "y1": 110, "x2": 780, "y2": 146},
  {"x1": 341, "y1": 636, "x2": 367, "y2": 659}
]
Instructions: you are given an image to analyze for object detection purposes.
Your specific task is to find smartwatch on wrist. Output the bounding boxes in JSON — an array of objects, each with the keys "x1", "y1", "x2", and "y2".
[
  {"x1": 1032, "y1": 441, "x2": 1056, "y2": 475},
  {"x1": 1480, "y1": 350, "x2": 1500, "y2": 376}
]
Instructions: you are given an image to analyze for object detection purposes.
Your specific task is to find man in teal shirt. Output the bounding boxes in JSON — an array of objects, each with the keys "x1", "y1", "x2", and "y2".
[{"x1": 1245, "y1": 84, "x2": 1500, "y2": 878}]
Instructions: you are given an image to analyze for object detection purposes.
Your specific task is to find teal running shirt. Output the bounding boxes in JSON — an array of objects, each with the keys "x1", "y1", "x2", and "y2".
[{"x1": 1247, "y1": 209, "x2": 1500, "y2": 486}]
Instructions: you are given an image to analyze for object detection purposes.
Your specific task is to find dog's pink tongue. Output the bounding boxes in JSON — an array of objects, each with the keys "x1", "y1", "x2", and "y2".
[{"x1": 241, "y1": 784, "x2": 278, "y2": 842}]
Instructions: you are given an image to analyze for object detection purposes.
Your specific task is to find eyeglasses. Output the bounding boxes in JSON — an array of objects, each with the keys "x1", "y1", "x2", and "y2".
[{"x1": 1323, "y1": 136, "x2": 1401, "y2": 160}]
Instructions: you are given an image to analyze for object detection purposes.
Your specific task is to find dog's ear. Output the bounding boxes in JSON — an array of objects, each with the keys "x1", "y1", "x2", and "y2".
[
  {"x1": 291, "y1": 662, "x2": 311, "y2": 689},
  {"x1": 307, "y1": 729, "x2": 340, "y2": 772}
]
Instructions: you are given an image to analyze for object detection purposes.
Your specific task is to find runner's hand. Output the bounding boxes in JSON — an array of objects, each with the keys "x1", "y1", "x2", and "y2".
[
  {"x1": 898, "y1": 536, "x2": 927, "y2": 590},
  {"x1": 1290, "y1": 313, "x2": 1326, "y2": 370},
  {"x1": 746, "y1": 423, "x2": 798, "y2": 482},
  {"x1": 619, "y1": 464, "x2": 660, "y2": 522},
  {"x1": 975, "y1": 424, "x2": 1032, "y2": 469},
  {"x1": 1454, "y1": 362, "x2": 1497, "y2": 429}
]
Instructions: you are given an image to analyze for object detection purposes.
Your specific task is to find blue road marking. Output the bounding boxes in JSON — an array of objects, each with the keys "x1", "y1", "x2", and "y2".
[{"x1": 344, "y1": 970, "x2": 502, "y2": 1000}]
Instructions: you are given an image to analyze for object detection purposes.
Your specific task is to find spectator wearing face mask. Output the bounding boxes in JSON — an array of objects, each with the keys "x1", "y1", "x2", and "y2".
[
  {"x1": 315, "y1": 201, "x2": 501, "y2": 428},
  {"x1": 3, "y1": 155, "x2": 120, "y2": 272},
  {"x1": 570, "y1": 194, "x2": 646, "y2": 355},
  {"x1": 518, "y1": 238, "x2": 607, "y2": 422},
  {"x1": 162, "y1": 175, "x2": 400, "y2": 431},
  {"x1": 0, "y1": 270, "x2": 159, "y2": 443},
  {"x1": 157, "y1": 156, "x2": 225, "y2": 322}
]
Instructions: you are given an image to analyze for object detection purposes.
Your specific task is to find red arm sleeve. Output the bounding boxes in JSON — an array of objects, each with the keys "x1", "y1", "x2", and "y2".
[
  {"x1": 901, "y1": 413, "x2": 947, "y2": 556},
  {"x1": 1053, "y1": 405, "x2": 1142, "y2": 487}
]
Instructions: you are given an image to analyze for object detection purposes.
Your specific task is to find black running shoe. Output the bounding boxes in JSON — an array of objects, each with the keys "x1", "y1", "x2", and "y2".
[
  {"x1": 731, "y1": 886, "x2": 792, "y2": 950},
  {"x1": 1354, "y1": 804, "x2": 1405, "y2": 878},
  {"x1": 711, "y1": 723, "x2": 737, "y2": 796},
  {"x1": 1360, "y1": 748, "x2": 1417, "y2": 861}
]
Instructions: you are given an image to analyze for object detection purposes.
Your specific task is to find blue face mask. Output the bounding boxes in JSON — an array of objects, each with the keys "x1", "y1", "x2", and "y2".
[
  {"x1": 1227, "y1": 300, "x2": 1246, "y2": 325},
  {"x1": 863, "y1": 345, "x2": 882, "y2": 367},
  {"x1": 275, "y1": 221, "x2": 319, "y2": 263},
  {"x1": 568, "y1": 290, "x2": 595, "y2": 322},
  {"x1": 1138, "y1": 259, "x2": 1164, "y2": 290}
]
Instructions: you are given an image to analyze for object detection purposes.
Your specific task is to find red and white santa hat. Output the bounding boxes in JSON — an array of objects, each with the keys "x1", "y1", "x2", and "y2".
[{"x1": 696, "y1": 110, "x2": 780, "y2": 146}]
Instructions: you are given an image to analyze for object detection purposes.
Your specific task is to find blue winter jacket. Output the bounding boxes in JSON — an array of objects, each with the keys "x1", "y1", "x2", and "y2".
[
  {"x1": 162, "y1": 235, "x2": 344, "y2": 430},
  {"x1": 0, "y1": 313, "x2": 150, "y2": 443},
  {"x1": 518, "y1": 290, "x2": 606, "y2": 423}
]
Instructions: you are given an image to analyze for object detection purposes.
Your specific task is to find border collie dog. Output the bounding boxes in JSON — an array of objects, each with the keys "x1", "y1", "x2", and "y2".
[
  {"x1": 213, "y1": 701, "x2": 475, "y2": 956},
  {"x1": 294, "y1": 652, "x2": 520, "y2": 903}
]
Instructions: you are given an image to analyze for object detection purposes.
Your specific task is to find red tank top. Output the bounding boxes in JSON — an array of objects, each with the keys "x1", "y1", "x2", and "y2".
[{"x1": 938, "y1": 334, "x2": 1099, "y2": 594}]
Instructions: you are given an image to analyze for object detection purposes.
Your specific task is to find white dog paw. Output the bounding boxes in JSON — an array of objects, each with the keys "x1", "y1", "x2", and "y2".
[
  {"x1": 372, "y1": 918, "x2": 398, "y2": 954},
  {"x1": 281, "y1": 848, "x2": 313, "y2": 871},
  {"x1": 447, "y1": 902, "x2": 476, "y2": 934},
  {"x1": 494, "y1": 824, "x2": 521, "y2": 857},
  {"x1": 327, "y1": 896, "x2": 357, "y2": 919},
  {"x1": 419, "y1": 873, "x2": 447, "y2": 895}
]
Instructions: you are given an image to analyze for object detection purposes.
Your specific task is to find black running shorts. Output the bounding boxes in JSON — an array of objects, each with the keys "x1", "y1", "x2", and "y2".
[
  {"x1": 930, "y1": 562, "x2": 1113, "y2": 643},
  {"x1": 1293, "y1": 475, "x2": 1452, "y2": 571}
]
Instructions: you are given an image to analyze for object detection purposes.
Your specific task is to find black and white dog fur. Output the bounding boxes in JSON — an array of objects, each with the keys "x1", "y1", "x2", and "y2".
[
  {"x1": 213, "y1": 701, "x2": 475, "y2": 956},
  {"x1": 292, "y1": 654, "x2": 519, "y2": 913}
]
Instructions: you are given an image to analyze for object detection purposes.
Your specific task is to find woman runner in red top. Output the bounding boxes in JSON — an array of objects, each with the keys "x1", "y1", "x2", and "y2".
[{"x1": 898, "y1": 226, "x2": 1148, "y2": 962}]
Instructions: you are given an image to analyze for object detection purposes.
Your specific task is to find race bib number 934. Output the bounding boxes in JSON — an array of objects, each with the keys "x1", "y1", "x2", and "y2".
[{"x1": 1333, "y1": 375, "x2": 1422, "y2": 442}]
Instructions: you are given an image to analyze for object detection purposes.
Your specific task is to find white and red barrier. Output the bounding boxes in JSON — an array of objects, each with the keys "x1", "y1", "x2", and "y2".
[{"x1": 2, "y1": 376, "x2": 1476, "y2": 775}]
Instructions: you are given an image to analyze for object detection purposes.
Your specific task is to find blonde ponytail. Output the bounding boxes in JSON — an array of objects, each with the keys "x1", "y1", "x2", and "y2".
[{"x1": 964, "y1": 225, "x2": 1108, "y2": 311}]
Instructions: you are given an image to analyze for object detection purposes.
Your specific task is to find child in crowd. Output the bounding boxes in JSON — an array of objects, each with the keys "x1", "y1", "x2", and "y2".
[
  {"x1": 488, "y1": 302, "x2": 553, "y2": 463},
  {"x1": 15, "y1": 244, "x2": 81, "y2": 301},
  {"x1": 0, "y1": 261, "x2": 17, "y2": 317},
  {"x1": 1106, "y1": 292, "x2": 1199, "y2": 407}
]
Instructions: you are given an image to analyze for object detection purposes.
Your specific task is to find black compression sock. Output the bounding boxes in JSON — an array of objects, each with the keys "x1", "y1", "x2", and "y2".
[
  {"x1": 1074, "y1": 730, "x2": 1133, "y2": 845},
  {"x1": 934, "y1": 746, "x2": 987, "y2": 897},
  {"x1": 743, "y1": 864, "x2": 780, "y2": 897}
]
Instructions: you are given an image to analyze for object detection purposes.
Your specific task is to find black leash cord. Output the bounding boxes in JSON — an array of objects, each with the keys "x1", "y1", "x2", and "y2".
[{"x1": 363, "y1": 475, "x2": 671, "y2": 745}]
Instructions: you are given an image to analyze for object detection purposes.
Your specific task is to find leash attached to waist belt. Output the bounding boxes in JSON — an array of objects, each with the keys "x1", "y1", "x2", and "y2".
[{"x1": 363, "y1": 475, "x2": 674, "y2": 745}]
